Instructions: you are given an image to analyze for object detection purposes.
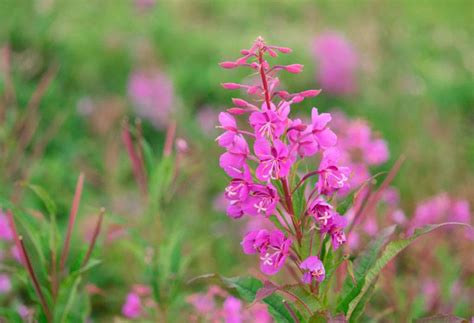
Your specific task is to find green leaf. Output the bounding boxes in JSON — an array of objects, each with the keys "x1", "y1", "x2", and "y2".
[
  {"x1": 345, "y1": 223, "x2": 470, "y2": 320},
  {"x1": 337, "y1": 225, "x2": 396, "y2": 313},
  {"x1": 25, "y1": 184, "x2": 57, "y2": 217}
]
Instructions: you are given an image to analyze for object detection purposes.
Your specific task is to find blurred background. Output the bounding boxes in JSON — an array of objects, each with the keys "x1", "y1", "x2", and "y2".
[{"x1": 0, "y1": 0, "x2": 473, "y2": 321}]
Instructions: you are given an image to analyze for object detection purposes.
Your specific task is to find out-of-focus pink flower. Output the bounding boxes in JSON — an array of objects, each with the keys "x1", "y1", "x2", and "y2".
[
  {"x1": 187, "y1": 293, "x2": 216, "y2": 314},
  {"x1": 132, "y1": 284, "x2": 151, "y2": 297},
  {"x1": 135, "y1": 0, "x2": 155, "y2": 11},
  {"x1": 365, "y1": 139, "x2": 389, "y2": 165},
  {"x1": 175, "y1": 138, "x2": 189, "y2": 154},
  {"x1": 247, "y1": 303, "x2": 273, "y2": 323},
  {"x1": 213, "y1": 193, "x2": 228, "y2": 213},
  {"x1": 312, "y1": 32, "x2": 358, "y2": 95},
  {"x1": 391, "y1": 209, "x2": 407, "y2": 225},
  {"x1": 197, "y1": 106, "x2": 219, "y2": 136},
  {"x1": 347, "y1": 231, "x2": 360, "y2": 250},
  {"x1": 0, "y1": 211, "x2": 13, "y2": 241},
  {"x1": 422, "y1": 279, "x2": 439, "y2": 310},
  {"x1": 128, "y1": 69, "x2": 175, "y2": 130},
  {"x1": 17, "y1": 304, "x2": 30, "y2": 319},
  {"x1": 0, "y1": 274, "x2": 11, "y2": 294},
  {"x1": 11, "y1": 245, "x2": 22, "y2": 264},
  {"x1": 451, "y1": 200, "x2": 470, "y2": 223},
  {"x1": 122, "y1": 292, "x2": 142, "y2": 319},
  {"x1": 223, "y1": 296, "x2": 242, "y2": 323}
]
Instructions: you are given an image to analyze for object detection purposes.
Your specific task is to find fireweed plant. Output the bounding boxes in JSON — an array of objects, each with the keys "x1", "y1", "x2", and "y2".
[{"x1": 215, "y1": 37, "x2": 470, "y2": 321}]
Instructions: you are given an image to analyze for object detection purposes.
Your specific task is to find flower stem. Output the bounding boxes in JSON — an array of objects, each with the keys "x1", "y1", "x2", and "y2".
[
  {"x1": 60, "y1": 173, "x2": 84, "y2": 271},
  {"x1": 81, "y1": 208, "x2": 105, "y2": 267}
]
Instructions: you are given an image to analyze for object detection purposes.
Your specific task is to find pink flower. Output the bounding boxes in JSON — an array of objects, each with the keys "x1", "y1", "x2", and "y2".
[
  {"x1": 0, "y1": 274, "x2": 11, "y2": 294},
  {"x1": 243, "y1": 184, "x2": 279, "y2": 217},
  {"x1": 317, "y1": 148, "x2": 351, "y2": 195},
  {"x1": 255, "y1": 139, "x2": 295, "y2": 181},
  {"x1": 122, "y1": 292, "x2": 142, "y2": 319},
  {"x1": 312, "y1": 32, "x2": 358, "y2": 95},
  {"x1": 219, "y1": 136, "x2": 249, "y2": 177},
  {"x1": 198, "y1": 106, "x2": 219, "y2": 136},
  {"x1": 365, "y1": 139, "x2": 389, "y2": 165},
  {"x1": 224, "y1": 165, "x2": 253, "y2": 219},
  {"x1": 222, "y1": 296, "x2": 243, "y2": 323},
  {"x1": 451, "y1": 200, "x2": 470, "y2": 223},
  {"x1": 241, "y1": 229, "x2": 292, "y2": 275},
  {"x1": 310, "y1": 108, "x2": 337, "y2": 149},
  {"x1": 287, "y1": 119, "x2": 319, "y2": 157},
  {"x1": 249, "y1": 106, "x2": 288, "y2": 139},
  {"x1": 217, "y1": 112, "x2": 240, "y2": 148},
  {"x1": 241, "y1": 229, "x2": 270, "y2": 255},
  {"x1": 308, "y1": 198, "x2": 334, "y2": 230},
  {"x1": 128, "y1": 69, "x2": 174, "y2": 129},
  {"x1": 321, "y1": 214, "x2": 347, "y2": 250},
  {"x1": 187, "y1": 293, "x2": 216, "y2": 314},
  {"x1": 300, "y1": 256, "x2": 325, "y2": 284},
  {"x1": 247, "y1": 303, "x2": 273, "y2": 323},
  {"x1": 0, "y1": 211, "x2": 13, "y2": 241},
  {"x1": 259, "y1": 230, "x2": 292, "y2": 275}
]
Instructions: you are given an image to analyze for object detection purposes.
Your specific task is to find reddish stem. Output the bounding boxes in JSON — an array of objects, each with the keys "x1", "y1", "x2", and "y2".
[
  {"x1": 258, "y1": 49, "x2": 272, "y2": 109},
  {"x1": 163, "y1": 120, "x2": 176, "y2": 157},
  {"x1": 122, "y1": 120, "x2": 148, "y2": 195},
  {"x1": 81, "y1": 208, "x2": 105, "y2": 267},
  {"x1": 60, "y1": 173, "x2": 84, "y2": 271},
  {"x1": 6, "y1": 211, "x2": 52, "y2": 322}
]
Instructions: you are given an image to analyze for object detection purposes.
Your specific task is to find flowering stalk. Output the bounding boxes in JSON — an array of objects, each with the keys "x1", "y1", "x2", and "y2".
[{"x1": 217, "y1": 37, "x2": 350, "y2": 280}]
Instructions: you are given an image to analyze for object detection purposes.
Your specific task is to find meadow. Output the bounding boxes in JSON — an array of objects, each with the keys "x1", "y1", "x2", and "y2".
[{"x1": 0, "y1": 0, "x2": 472, "y2": 321}]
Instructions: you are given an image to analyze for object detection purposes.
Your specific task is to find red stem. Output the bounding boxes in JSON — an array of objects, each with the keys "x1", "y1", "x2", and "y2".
[
  {"x1": 258, "y1": 49, "x2": 272, "y2": 109},
  {"x1": 163, "y1": 120, "x2": 176, "y2": 157},
  {"x1": 60, "y1": 173, "x2": 84, "y2": 271},
  {"x1": 122, "y1": 120, "x2": 148, "y2": 195},
  {"x1": 81, "y1": 208, "x2": 105, "y2": 267},
  {"x1": 6, "y1": 211, "x2": 52, "y2": 322}
]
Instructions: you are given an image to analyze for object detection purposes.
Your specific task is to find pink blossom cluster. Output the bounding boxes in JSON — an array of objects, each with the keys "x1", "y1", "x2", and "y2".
[
  {"x1": 128, "y1": 68, "x2": 175, "y2": 130},
  {"x1": 312, "y1": 32, "x2": 358, "y2": 95},
  {"x1": 187, "y1": 285, "x2": 272, "y2": 323},
  {"x1": 407, "y1": 193, "x2": 472, "y2": 237},
  {"x1": 330, "y1": 111, "x2": 389, "y2": 195},
  {"x1": 121, "y1": 284, "x2": 156, "y2": 319},
  {"x1": 217, "y1": 37, "x2": 351, "y2": 279}
]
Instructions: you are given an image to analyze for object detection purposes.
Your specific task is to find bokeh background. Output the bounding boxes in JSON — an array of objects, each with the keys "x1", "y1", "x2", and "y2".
[{"x1": 0, "y1": 0, "x2": 473, "y2": 321}]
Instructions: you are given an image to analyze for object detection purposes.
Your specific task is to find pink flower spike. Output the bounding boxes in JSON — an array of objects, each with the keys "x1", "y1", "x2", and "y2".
[
  {"x1": 284, "y1": 64, "x2": 304, "y2": 74},
  {"x1": 219, "y1": 61, "x2": 238, "y2": 69},
  {"x1": 221, "y1": 83, "x2": 242, "y2": 90}
]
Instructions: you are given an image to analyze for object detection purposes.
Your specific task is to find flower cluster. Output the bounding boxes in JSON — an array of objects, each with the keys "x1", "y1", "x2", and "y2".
[
  {"x1": 187, "y1": 285, "x2": 272, "y2": 323},
  {"x1": 217, "y1": 37, "x2": 351, "y2": 280},
  {"x1": 121, "y1": 284, "x2": 157, "y2": 319}
]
